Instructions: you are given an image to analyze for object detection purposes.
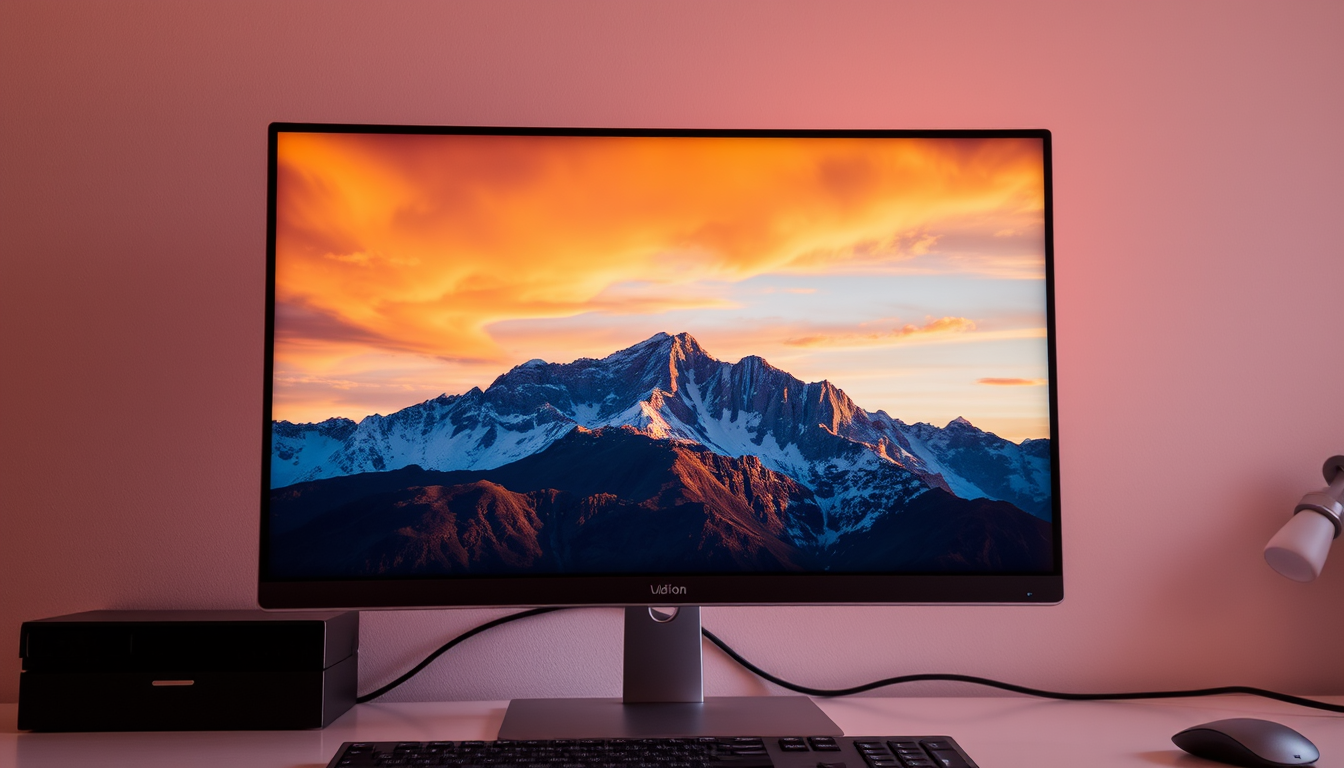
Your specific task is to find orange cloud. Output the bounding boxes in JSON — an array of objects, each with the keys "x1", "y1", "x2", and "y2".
[
  {"x1": 276, "y1": 134, "x2": 1041, "y2": 341},
  {"x1": 272, "y1": 131, "x2": 1046, "y2": 419},
  {"x1": 784, "y1": 316, "x2": 977, "y2": 348},
  {"x1": 977, "y1": 377, "x2": 1048, "y2": 386}
]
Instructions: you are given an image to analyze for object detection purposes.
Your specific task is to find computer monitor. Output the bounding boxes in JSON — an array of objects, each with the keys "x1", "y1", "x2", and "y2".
[{"x1": 259, "y1": 124, "x2": 1060, "y2": 736}]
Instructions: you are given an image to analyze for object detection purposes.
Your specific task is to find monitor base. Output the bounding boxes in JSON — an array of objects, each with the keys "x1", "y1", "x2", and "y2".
[{"x1": 497, "y1": 696, "x2": 842, "y2": 739}]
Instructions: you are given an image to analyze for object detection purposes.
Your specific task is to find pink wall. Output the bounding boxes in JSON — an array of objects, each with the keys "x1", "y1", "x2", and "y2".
[{"x1": 2, "y1": 0, "x2": 1342, "y2": 705}]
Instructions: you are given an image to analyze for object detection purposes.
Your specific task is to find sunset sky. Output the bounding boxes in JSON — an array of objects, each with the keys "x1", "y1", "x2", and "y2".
[{"x1": 272, "y1": 131, "x2": 1051, "y2": 441}]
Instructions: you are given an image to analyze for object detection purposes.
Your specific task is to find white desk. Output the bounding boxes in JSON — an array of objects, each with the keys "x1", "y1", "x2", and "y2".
[{"x1": 1, "y1": 695, "x2": 1340, "y2": 768}]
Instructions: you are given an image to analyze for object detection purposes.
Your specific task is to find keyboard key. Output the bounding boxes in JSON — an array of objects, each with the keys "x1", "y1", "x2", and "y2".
[
  {"x1": 808, "y1": 738, "x2": 841, "y2": 752},
  {"x1": 925, "y1": 753, "x2": 967, "y2": 768}
]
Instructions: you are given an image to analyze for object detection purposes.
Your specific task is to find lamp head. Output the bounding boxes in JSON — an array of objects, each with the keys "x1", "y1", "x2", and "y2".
[{"x1": 1264, "y1": 455, "x2": 1344, "y2": 582}]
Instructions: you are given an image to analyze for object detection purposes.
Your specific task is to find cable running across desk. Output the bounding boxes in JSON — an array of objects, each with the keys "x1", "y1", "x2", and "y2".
[{"x1": 358, "y1": 607, "x2": 1344, "y2": 714}]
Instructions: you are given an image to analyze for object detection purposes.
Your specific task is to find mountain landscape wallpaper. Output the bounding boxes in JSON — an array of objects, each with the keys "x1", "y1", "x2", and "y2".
[{"x1": 268, "y1": 132, "x2": 1055, "y2": 578}]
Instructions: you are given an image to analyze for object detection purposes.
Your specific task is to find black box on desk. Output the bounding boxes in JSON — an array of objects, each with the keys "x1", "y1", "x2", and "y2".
[{"x1": 17, "y1": 610, "x2": 358, "y2": 731}]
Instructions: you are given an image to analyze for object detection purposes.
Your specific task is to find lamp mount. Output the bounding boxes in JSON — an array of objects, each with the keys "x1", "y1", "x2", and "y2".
[{"x1": 1291, "y1": 454, "x2": 1344, "y2": 539}]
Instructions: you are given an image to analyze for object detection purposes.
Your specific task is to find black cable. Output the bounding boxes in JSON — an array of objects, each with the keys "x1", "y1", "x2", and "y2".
[
  {"x1": 700, "y1": 627, "x2": 1344, "y2": 714},
  {"x1": 356, "y1": 607, "x2": 562, "y2": 704},
  {"x1": 358, "y1": 607, "x2": 1344, "y2": 714}
]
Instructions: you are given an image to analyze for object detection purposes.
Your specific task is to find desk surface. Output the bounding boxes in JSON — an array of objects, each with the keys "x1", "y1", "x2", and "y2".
[{"x1": 1, "y1": 695, "x2": 1340, "y2": 768}]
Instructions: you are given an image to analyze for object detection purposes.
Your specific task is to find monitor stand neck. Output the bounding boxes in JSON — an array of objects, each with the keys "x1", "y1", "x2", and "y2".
[
  {"x1": 624, "y1": 606, "x2": 703, "y2": 703},
  {"x1": 496, "y1": 607, "x2": 841, "y2": 739}
]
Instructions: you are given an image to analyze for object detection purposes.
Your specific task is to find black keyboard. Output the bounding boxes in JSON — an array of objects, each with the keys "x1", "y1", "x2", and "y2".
[{"x1": 325, "y1": 736, "x2": 978, "y2": 768}]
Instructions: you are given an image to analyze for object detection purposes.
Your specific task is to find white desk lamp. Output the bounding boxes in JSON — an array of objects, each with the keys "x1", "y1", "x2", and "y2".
[{"x1": 1264, "y1": 455, "x2": 1344, "y2": 582}]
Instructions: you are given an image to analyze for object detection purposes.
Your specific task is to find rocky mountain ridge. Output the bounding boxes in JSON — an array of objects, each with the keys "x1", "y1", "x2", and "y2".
[{"x1": 271, "y1": 331, "x2": 1052, "y2": 549}]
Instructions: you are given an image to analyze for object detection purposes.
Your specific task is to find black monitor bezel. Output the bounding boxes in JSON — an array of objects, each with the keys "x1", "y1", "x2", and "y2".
[{"x1": 258, "y1": 123, "x2": 1061, "y2": 609}]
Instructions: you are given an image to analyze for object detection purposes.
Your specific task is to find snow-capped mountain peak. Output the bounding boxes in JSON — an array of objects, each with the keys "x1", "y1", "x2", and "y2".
[{"x1": 270, "y1": 332, "x2": 1052, "y2": 543}]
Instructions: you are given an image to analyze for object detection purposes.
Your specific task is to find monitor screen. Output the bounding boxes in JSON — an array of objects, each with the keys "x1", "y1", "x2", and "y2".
[{"x1": 259, "y1": 125, "x2": 1060, "y2": 609}]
